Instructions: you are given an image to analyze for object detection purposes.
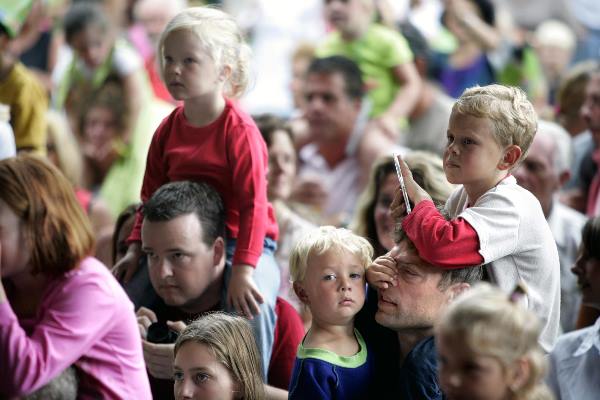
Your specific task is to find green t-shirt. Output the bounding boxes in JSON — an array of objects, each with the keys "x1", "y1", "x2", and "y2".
[{"x1": 317, "y1": 24, "x2": 413, "y2": 117}]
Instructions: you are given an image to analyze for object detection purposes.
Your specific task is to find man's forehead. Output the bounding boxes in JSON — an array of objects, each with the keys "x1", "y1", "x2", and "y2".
[
  {"x1": 394, "y1": 240, "x2": 443, "y2": 275},
  {"x1": 305, "y1": 72, "x2": 347, "y2": 91}
]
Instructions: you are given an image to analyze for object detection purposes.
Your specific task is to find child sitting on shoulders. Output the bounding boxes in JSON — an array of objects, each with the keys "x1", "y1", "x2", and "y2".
[
  {"x1": 288, "y1": 226, "x2": 375, "y2": 399},
  {"x1": 436, "y1": 283, "x2": 553, "y2": 400},
  {"x1": 392, "y1": 84, "x2": 560, "y2": 352}
]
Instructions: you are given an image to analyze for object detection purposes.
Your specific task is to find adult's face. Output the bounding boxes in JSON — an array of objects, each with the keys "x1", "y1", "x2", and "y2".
[
  {"x1": 0, "y1": 199, "x2": 31, "y2": 280},
  {"x1": 267, "y1": 130, "x2": 297, "y2": 201},
  {"x1": 513, "y1": 133, "x2": 559, "y2": 213},
  {"x1": 303, "y1": 71, "x2": 360, "y2": 143},
  {"x1": 375, "y1": 240, "x2": 457, "y2": 331},
  {"x1": 581, "y1": 73, "x2": 600, "y2": 143},
  {"x1": 142, "y1": 213, "x2": 224, "y2": 312},
  {"x1": 572, "y1": 245, "x2": 600, "y2": 309},
  {"x1": 373, "y1": 172, "x2": 397, "y2": 252}
]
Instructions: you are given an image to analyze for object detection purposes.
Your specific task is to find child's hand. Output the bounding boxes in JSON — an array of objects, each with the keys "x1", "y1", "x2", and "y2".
[
  {"x1": 227, "y1": 264, "x2": 264, "y2": 319},
  {"x1": 366, "y1": 254, "x2": 398, "y2": 290},
  {"x1": 112, "y1": 242, "x2": 142, "y2": 283},
  {"x1": 390, "y1": 156, "x2": 432, "y2": 219}
]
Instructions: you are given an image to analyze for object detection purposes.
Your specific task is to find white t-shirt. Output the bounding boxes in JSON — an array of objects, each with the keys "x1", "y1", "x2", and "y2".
[{"x1": 445, "y1": 176, "x2": 561, "y2": 352}]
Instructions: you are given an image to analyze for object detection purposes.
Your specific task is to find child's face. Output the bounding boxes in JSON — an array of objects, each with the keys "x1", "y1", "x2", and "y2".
[
  {"x1": 443, "y1": 112, "x2": 507, "y2": 196},
  {"x1": 173, "y1": 341, "x2": 238, "y2": 400},
  {"x1": 572, "y1": 246, "x2": 600, "y2": 309},
  {"x1": 437, "y1": 334, "x2": 518, "y2": 400},
  {"x1": 298, "y1": 247, "x2": 366, "y2": 326},
  {"x1": 69, "y1": 24, "x2": 112, "y2": 69},
  {"x1": 162, "y1": 30, "x2": 223, "y2": 103},
  {"x1": 324, "y1": 0, "x2": 369, "y2": 34}
]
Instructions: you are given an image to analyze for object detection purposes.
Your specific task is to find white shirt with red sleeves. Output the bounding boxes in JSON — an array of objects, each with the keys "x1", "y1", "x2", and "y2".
[{"x1": 445, "y1": 176, "x2": 561, "y2": 352}]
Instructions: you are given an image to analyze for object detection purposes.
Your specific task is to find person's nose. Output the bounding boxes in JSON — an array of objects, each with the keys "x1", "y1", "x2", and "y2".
[
  {"x1": 446, "y1": 371, "x2": 462, "y2": 388},
  {"x1": 339, "y1": 276, "x2": 352, "y2": 292},
  {"x1": 158, "y1": 258, "x2": 174, "y2": 279},
  {"x1": 175, "y1": 377, "x2": 194, "y2": 399},
  {"x1": 571, "y1": 253, "x2": 585, "y2": 277}
]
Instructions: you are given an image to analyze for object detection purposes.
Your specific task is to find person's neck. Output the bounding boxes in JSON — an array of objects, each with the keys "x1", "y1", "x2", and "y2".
[
  {"x1": 340, "y1": 21, "x2": 369, "y2": 41},
  {"x1": 183, "y1": 93, "x2": 226, "y2": 127},
  {"x1": 396, "y1": 327, "x2": 433, "y2": 365},
  {"x1": 409, "y1": 82, "x2": 434, "y2": 121},
  {"x1": 542, "y1": 197, "x2": 554, "y2": 219},
  {"x1": 465, "y1": 171, "x2": 510, "y2": 205},
  {"x1": 178, "y1": 268, "x2": 225, "y2": 315},
  {"x1": 0, "y1": 54, "x2": 16, "y2": 82},
  {"x1": 304, "y1": 319, "x2": 358, "y2": 357}
]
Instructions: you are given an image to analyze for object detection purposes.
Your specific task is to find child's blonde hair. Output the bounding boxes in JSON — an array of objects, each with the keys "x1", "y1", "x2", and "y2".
[
  {"x1": 158, "y1": 6, "x2": 251, "y2": 98},
  {"x1": 453, "y1": 85, "x2": 538, "y2": 162},
  {"x1": 289, "y1": 226, "x2": 373, "y2": 283},
  {"x1": 174, "y1": 312, "x2": 265, "y2": 400},
  {"x1": 436, "y1": 283, "x2": 551, "y2": 400}
]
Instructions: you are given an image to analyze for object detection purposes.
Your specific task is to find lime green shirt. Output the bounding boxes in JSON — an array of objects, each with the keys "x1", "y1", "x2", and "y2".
[{"x1": 317, "y1": 24, "x2": 413, "y2": 117}]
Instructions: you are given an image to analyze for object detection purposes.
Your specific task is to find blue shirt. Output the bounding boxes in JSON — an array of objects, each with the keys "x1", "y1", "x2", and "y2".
[
  {"x1": 288, "y1": 329, "x2": 375, "y2": 399},
  {"x1": 398, "y1": 336, "x2": 445, "y2": 399}
]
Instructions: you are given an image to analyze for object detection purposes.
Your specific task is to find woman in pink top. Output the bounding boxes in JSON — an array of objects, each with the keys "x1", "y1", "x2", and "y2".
[{"x1": 0, "y1": 155, "x2": 151, "y2": 399}]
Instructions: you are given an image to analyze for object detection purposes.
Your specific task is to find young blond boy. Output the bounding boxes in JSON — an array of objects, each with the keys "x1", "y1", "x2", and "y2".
[
  {"x1": 393, "y1": 84, "x2": 561, "y2": 352},
  {"x1": 288, "y1": 226, "x2": 375, "y2": 399}
]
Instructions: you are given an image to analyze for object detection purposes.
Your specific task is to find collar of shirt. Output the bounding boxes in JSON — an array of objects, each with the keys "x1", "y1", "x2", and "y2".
[{"x1": 573, "y1": 317, "x2": 600, "y2": 357}]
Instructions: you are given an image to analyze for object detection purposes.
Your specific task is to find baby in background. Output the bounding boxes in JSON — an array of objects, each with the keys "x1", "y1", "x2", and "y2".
[
  {"x1": 288, "y1": 226, "x2": 375, "y2": 400},
  {"x1": 392, "y1": 84, "x2": 561, "y2": 352},
  {"x1": 436, "y1": 283, "x2": 553, "y2": 400}
]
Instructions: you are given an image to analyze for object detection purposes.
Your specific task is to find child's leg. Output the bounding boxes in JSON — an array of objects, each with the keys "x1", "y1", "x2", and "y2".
[{"x1": 225, "y1": 238, "x2": 280, "y2": 379}]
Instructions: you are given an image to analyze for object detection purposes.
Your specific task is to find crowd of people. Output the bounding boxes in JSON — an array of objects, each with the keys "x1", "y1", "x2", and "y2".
[{"x1": 0, "y1": 0, "x2": 599, "y2": 399}]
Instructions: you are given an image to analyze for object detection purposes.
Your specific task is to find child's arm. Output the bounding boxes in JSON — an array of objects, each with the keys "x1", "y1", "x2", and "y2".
[
  {"x1": 374, "y1": 62, "x2": 421, "y2": 140},
  {"x1": 366, "y1": 253, "x2": 398, "y2": 290},
  {"x1": 392, "y1": 158, "x2": 484, "y2": 269},
  {"x1": 121, "y1": 70, "x2": 145, "y2": 144},
  {"x1": 226, "y1": 123, "x2": 272, "y2": 317}
]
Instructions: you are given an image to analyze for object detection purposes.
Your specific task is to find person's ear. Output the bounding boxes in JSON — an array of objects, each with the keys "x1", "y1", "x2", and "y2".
[
  {"x1": 446, "y1": 282, "x2": 470, "y2": 303},
  {"x1": 293, "y1": 282, "x2": 310, "y2": 305},
  {"x1": 219, "y1": 64, "x2": 232, "y2": 83},
  {"x1": 212, "y1": 237, "x2": 226, "y2": 267},
  {"x1": 507, "y1": 357, "x2": 531, "y2": 394},
  {"x1": 499, "y1": 145, "x2": 522, "y2": 170}
]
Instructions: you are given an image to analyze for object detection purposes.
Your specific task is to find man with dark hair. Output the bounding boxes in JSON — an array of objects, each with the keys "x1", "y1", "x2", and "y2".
[
  {"x1": 293, "y1": 55, "x2": 402, "y2": 226},
  {"x1": 133, "y1": 181, "x2": 302, "y2": 399},
  {"x1": 360, "y1": 209, "x2": 482, "y2": 399}
]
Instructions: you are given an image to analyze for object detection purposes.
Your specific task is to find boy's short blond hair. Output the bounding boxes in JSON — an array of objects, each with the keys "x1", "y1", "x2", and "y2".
[
  {"x1": 453, "y1": 85, "x2": 538, "y2": 161},
  {"x1": 289, "y1": 226, "x2": 373, "y2": 283}
]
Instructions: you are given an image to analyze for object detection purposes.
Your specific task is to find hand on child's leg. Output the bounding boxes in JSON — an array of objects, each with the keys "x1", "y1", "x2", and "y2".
[
  {"x1": 227, "y1": 264, "x2": 264, "y2": 319},
  {"x1": 366, "y1": 254, "x2": 398, "y2": 289}
]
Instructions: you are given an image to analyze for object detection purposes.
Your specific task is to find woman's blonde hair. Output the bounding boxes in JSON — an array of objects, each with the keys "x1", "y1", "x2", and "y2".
[
  {"x1": 174, "y1": 312, "x2": 265, "y2": 400},
  {"x1": 158, "y1": 6, "x2": 252, "y2": 98},
  {"x1": 0, "y1": 155, "x2": 95, "y2": 277},
  {"x1": 453, "y1": 85, "x2": 537, "y2": 162},
  {"x1": 351, "y1": 152, "x2": 454, "y2": 256},
  {"x1": 436, "y1": 283, "x2": 552, "y2": 400},
  {"x1": 289, "y1": 226, "x2": 373, "y2": 283}
]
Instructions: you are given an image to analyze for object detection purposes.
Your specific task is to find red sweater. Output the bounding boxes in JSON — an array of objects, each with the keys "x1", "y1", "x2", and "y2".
[
  {"x1": 402, "y1": 200, "x2": 483, "y2": 268},
  {"x1": 129, "y1": 100, "x2": 278, "y2": 267}
]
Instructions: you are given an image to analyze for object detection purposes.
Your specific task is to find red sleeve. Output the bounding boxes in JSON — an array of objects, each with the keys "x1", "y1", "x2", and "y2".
[
  {"x1": 227, "y1": 122, "x2": 271, "y2": 266},
  {"x1": 268, "y1": 298, "x2": 304, "y2": 390},
  {"x1": 401, "y1": 200, "x2": 484, "y2": 269},
  {"x1": 127, "y1": 118, "x2": 171, "y2": 244}
]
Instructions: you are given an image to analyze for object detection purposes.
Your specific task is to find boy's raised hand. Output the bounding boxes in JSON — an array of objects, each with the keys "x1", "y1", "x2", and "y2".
[
  {"x1": 390, "y1": 156, "x2": 432, "y2": 220},
  {"x1": 227, "y1": 264, "x2": 264, "y2": 319},
  {"x1": 366, "y1": 253, "x2": 398, "y2": 290}
]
